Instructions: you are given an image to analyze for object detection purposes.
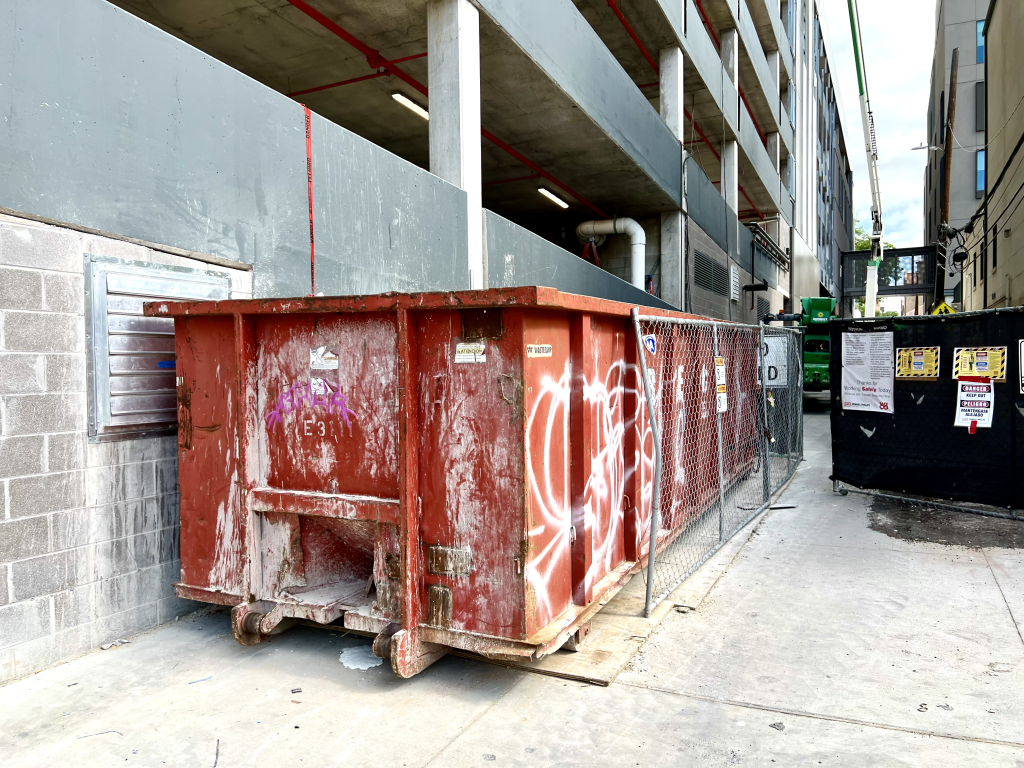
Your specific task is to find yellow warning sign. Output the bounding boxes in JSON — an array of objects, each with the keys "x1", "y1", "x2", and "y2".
[
  {"x1": 896, "y1": 347, "x2": 940, "y2": 379},
  {"x1": 952, "y1": 346, "x2": 1007, "y2": 381},
  {"x1": 930, "y1": 302, "x2": 956, "y2": 315}
]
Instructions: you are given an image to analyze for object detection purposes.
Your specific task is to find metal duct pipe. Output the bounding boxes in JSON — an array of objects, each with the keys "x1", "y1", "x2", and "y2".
[{"x1": 576, "y1": 218, "x2": 646, "y2": 288}]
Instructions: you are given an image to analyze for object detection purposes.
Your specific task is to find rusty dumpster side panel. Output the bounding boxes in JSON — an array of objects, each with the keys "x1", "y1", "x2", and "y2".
[{"x1": 153, "y1": 288, "x2": 735, "y2": 677}]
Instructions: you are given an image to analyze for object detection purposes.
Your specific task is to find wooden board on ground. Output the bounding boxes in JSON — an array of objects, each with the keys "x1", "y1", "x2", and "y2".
[{"x1": 452, "y1": 508, "x2": 770, "y2": 685}]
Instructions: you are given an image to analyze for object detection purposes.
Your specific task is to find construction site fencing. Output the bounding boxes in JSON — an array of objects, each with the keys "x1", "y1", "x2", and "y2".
[{"x1": 632, "y1": 312, "x2": 804, "y2": 616}]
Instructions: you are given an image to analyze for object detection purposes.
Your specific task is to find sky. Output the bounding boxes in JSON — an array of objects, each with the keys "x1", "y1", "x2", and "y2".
[{"x1": 817, "y1": 0, "x2": 936, "y2": 247}]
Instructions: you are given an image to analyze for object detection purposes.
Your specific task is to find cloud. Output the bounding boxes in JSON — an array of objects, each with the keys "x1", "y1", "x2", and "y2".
[{"x1": 818, "y1": 0, "x2": 935, "y2": 248}]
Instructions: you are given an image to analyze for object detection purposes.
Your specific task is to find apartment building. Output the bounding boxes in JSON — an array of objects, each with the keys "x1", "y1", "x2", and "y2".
[
  {"x1": 962, "y1": 0, "x2": 1024, "y2": 310},
  {"x1": 923, "y1": 0, "x2": 990, "y2": 306}
]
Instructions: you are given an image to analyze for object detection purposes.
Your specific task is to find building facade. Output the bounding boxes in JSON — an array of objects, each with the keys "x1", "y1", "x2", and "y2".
[
  {"x1": 963, "y1": 0, "x2": 1024, "y2": 310},
  {"x1": 924, "y1": 0, "x2": 990, "y2": 307}
]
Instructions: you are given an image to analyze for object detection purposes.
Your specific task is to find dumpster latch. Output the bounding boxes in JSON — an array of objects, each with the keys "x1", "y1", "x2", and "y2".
[
  {"x1": 426, "y1": 546, "x2": 472, "y2": 577},
  {"x1": 569, "y1": 525, "x2": 577, "y2": 544}
]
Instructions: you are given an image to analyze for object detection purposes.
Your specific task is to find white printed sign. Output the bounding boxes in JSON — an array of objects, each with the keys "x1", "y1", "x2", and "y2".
[
  {"x1": 454, "y1": 342, "x2": 486, "y2": 363},
  {"x1": 758, "y1": 336, "x2": 790, "y2": 387},
  {"x1": 527, "y1": 344, "x2": 553, "y2": 358},
  {"x1": 954, "y1": 379, "x2": 994, "y2": 429},
  {"x1": 1019, "y1": 340, "x2": 1024, "y2": 394},
  {"x1": 310, "y1": 346, "x2": 339, "y2": 370},
  {"x1": 715, "y1": 356, "x2": 728, "y2": 413},
  {"x1": 841, "y1": 331, "x2": 894, "y2": 413}
]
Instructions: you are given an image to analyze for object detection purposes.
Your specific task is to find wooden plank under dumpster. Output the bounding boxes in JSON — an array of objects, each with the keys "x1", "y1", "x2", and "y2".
[{"x1": 146, "y1": 287, "x2": 736, "y2": 677}]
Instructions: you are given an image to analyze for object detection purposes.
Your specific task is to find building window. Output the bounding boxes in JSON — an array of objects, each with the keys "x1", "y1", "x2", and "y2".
[
  {"x1": 976, "y1": 150, "x2": 985, "y2": 198},
  {"x1": 977, "y1": 20, "x2": 985, "y2": 64},
  {"x1": 976, "y1": 81, "x2": 986, "y2": 132}
]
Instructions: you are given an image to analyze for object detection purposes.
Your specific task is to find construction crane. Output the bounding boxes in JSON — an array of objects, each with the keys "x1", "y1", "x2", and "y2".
[{"x1": 847, "y1": 0, "x2": 883, "y2": 318}]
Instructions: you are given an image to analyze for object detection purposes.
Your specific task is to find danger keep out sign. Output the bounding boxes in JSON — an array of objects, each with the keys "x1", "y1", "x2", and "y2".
[{"x1": 955, "y1": 379, "x2": 994, "y2": 430}]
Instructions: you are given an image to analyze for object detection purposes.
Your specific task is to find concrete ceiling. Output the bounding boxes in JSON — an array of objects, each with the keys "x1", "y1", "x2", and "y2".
[{"x1": 109, "y1": 0, "x2": 692, "y2": 246}]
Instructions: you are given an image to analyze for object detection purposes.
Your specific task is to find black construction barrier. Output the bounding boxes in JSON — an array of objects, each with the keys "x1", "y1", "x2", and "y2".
[{"x1": 828, "y1": 308, "x2": 1024, "y2": 509}]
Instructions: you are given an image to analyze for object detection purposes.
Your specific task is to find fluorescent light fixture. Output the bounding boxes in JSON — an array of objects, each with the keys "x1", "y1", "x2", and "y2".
[
  {"x1": 538, "y1": 187, "x2": 569, "y2": 209},
  {"x1": 392, "y1": 92, "x2": 429, "y2": 121}
]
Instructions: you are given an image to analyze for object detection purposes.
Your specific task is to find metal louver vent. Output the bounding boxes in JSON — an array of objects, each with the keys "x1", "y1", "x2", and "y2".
[
  {"x1": 757, "y1": 297, "x2": 770, "y2": 318},
  {"x1": 86, "y1": 256, "x2": 231, "y2": 442},
  {"x1": 693, "y1": 251, "x2": 730, "y2": 297}
]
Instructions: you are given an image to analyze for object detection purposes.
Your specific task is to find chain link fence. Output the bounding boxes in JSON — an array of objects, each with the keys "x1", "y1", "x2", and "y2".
[{"x1": 632, "y1": 312, "x2": 804, "y2": 616}]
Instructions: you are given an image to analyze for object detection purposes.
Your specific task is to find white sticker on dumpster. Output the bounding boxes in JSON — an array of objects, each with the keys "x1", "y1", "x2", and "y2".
[
  {"x1": 454, "y1": 342, "x2": 486, "y2": 363},
  {"x1": 310, "y1": 346, "x2": 339, "y2": 370},
  {"x1": 1019, "y1": 340, "x2": 1024, "y2": 394},
  {"x1": 527, "y1": 344, "x2": 553, "y2": 358}
]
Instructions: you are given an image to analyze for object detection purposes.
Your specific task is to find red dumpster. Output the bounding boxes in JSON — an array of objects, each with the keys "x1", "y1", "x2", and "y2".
[{"x1": 147, "y1": 288, "x2": 720, "y2": 676}]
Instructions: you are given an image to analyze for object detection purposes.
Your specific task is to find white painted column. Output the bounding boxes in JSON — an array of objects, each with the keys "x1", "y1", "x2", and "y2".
[
  {"x1": 721, "y1": 29, "x2": 739, "y2": 86},
  {"x1": 660, "y1": 46, "x2": 686, "y2": 309},
  {"x1": 722, "y1": 140, "x2": 739, "y2": 213},
  {"x1": 767, "y1": 132, "x2": 780, "y2": 174},
  {"x1": 427, "y1": 0, "x2": 483, "y2": 288},
  {"x1": 720, "y1": 29, "x2": 740, "y2": 214}
]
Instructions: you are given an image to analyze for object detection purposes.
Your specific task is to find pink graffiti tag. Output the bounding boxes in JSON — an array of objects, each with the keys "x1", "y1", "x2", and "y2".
[{"x1": 264, "y1": 378, "x2": 356, "y2": 433}]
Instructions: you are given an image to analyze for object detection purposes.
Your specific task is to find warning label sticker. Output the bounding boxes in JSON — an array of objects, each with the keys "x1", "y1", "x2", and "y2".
[
  {"x1": 954, "y1": 379, "x2": 994, "y2": 429},
  {"x1": 454, "y1": 342, "x2": 486, "y2": 364},
  {"x1": 896, "y1": 347, "x2": 940, "y2": 379},
  {"x1": 310, "y1": 346, "x2": 339, "y2": 370},
  {"x1": 715, "y1": 357, "x2": 727, "y2": 413},
  {"x1": 953, "y1": 347, "x2": 1006, "y2": 381},
  {"x1": 526, "y1": 344, "x2": 553, "y2": 358}
]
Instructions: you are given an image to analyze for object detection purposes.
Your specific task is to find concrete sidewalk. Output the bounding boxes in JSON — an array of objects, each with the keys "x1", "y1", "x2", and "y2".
[{"x1": 2, "y1": 400, "x2": 1024, "y2": 766}]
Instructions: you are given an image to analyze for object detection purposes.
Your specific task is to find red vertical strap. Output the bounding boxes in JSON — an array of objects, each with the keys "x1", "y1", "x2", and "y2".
[{"x1": 303, "y1": 105, "x2": 316, "y2": 295}]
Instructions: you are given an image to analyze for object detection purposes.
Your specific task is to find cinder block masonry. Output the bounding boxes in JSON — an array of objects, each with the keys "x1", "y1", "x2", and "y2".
[{"x1": 0, "y1": 214, "x2": 251, "y2": 683}]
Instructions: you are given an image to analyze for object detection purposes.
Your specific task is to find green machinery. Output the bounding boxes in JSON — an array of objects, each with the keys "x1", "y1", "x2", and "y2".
[{"x1": 801, "y1": 297, "x2": 837, "y2": 391}]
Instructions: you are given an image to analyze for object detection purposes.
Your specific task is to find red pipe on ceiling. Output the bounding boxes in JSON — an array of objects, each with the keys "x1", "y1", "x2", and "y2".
[
  {"x1": 285, "y1": 0, "x2": 608, "y2": 218},
  {"x1": 606, "y1": 0, "x2": 764, "y2": 220}
]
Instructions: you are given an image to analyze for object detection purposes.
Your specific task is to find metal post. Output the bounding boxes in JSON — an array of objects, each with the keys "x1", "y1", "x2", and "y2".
[
  {"x1": 631, "y1": 308, "x2": 662, "y2": 618},
  {"x1": 759, "y1": 325, "x2": 771, "y2": 502},
  {"x1": 713, "y1": 324, "x2": 727, "y2": 542}
]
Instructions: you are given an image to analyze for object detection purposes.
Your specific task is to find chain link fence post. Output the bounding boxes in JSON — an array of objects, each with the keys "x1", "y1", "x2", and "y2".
[{"x1": 631, "y1": 308, "x2": 662, "y2": 619}]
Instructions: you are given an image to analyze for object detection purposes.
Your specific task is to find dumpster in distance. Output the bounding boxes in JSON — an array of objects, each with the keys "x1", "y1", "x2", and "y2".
[{"x1": 148, "y1": 287, "x2": 759, "y2": 677}]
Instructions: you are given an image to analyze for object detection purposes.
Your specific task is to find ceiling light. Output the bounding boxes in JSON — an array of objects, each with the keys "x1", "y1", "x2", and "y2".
[
  {"x1": 392, "y1": 93, "x2": 429, "y2": 121},
  {"x1": 538, "y1": 188, "x2": 569, "y2": 209}
]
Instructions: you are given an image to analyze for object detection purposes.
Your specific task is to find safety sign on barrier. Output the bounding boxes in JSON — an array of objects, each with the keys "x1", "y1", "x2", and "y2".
[
  {"x1": 953, "y1": 347, "x2": 1006, "y2": 381},
  {"x1": 896, "y1": 347, "x2": 940, "y2": 379},
  {"x1": 841, "y1": 331, "x2": 894, "y2": 413},
  {"x1": 758, "y1": 336, "x2": 790, "y2": 387},
  {"x1": 1019, "y1": 340, "x2": 1024, "y2": 394},
  {"x1": 715, "y1": 356, "x2": 728, "y2": 413},
  {"x1": 954, "y1": 378, "x2": 994, "y2": 430}
]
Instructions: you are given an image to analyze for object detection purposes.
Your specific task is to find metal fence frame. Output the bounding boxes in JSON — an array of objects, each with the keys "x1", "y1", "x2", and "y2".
[{"x1": 632, "y1": 310, "x2": 804, "y2": 616}]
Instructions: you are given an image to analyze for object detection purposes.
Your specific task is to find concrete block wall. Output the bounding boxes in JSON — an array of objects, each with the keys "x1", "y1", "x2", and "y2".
[{"x1": 0, "y1": 213, "x2": 250, "y2": 683}]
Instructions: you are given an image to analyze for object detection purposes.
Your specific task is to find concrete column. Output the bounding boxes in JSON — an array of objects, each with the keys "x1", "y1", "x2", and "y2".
[
  {"x1": 659, "y1": 47, "x2": 685, "y2": 309},
  {"x1": 767, "y1": 51, "x2": 780, "y2": 93},
  {"x1": 427, "y1": 0, "x2": 483, "y2": 289},
  {"x1": 721, "y1": 29, "x2": 739, "y2": 86},
  {"x1": 767, "y1": 132, "x2": 780, "y2": 174},
  {"x1": 722, "y1": 140, "x2": 739, "y2": 213}
]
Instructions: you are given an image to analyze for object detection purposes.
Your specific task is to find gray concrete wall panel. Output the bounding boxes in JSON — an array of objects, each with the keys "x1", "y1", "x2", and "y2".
[
  {"x1": 484, "y1": 211, "x2": 672, "y2": 310},
  {"x1": 476, "y1": 0, "x2": 682, "y2": 204},
  {"x1": 686, "y1": 162, "x2": 729, "y2": 254},
  {"x1": 0, "y1": 0, "x2": 470, "y2": 300},
  {"x1": 0, "y1": 0, "x2": 309, "y2": 297},
  {"x1": 312, "y1": 114, "x2": 470, "y2": 296}
]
